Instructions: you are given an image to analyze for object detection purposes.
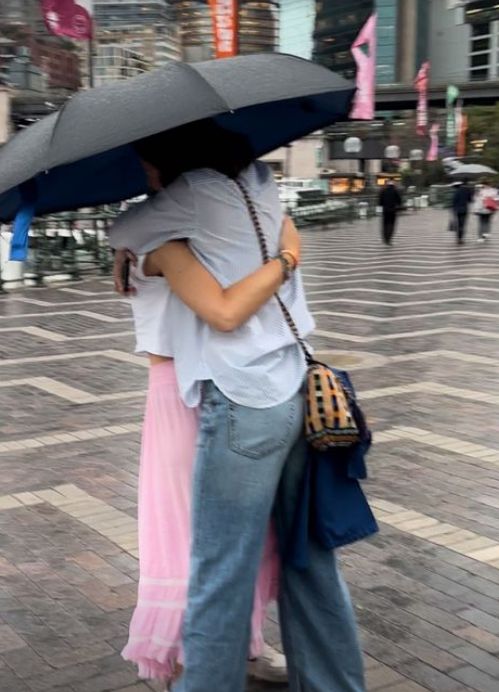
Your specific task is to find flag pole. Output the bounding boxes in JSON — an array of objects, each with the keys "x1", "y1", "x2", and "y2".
[
  {"x1": 88, "y1": 14, "x2": 95, "y2": 89},
  {"x1": 88, "y1": 37, "x2": 94, "y2": 88}
]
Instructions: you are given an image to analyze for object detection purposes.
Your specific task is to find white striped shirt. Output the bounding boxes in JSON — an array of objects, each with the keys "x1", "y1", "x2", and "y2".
[{"x1": 109, "y1": 162, "x2": 314, "y2": 408}]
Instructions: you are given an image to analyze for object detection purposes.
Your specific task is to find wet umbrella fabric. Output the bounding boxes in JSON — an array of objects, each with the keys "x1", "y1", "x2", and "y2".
[
  {"x1": 0, "y1": 54, "x2": 354, "y2": 226},
  {"x1": 449, "y1": 164, "x2": 497, "y2": 176}
]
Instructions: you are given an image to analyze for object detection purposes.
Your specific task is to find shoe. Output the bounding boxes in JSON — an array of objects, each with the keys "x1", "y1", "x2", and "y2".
[
  {"x1": 247, "y1": 643, "x2": 288, "y2": 683},
  {"x1": 483, "y1": 233, "x2": 490, "y2": 239},
  {"x1": 477, "y1": 237, "x2": 485, "y2": 243}
]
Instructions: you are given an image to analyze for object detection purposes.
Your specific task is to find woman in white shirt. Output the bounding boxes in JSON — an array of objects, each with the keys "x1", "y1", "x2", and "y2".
[
  {"x1": 113, "y1": 121, "x2": 364, "y2": 692},
  {"x1": 111, "y1": 185, "x2": 300, "y2": 689}
]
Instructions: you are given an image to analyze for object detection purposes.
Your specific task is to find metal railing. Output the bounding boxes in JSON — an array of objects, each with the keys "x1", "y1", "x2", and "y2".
[
  {"x1": 0, "y1": 211, "x2": 116, "y2": 292},
  {"x1": 289, "y1": 192, "x2": 428, "y2": 228},
  {"x1": 0, "y1": 194, "x2": 430, "y2": 291}
]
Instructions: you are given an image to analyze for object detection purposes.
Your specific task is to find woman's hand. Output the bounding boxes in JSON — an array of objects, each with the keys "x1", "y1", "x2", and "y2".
[{"x1": 280, "y1": 215, "x2": 300, "y2": 265}]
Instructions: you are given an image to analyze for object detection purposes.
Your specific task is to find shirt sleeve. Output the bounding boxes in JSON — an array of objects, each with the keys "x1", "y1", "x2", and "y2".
[{"x1": 108, "y1": 175, "x2": 198, "y2": 254}]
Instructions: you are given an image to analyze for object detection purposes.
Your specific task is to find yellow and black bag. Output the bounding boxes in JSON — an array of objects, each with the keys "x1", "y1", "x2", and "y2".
[{"x1": 305, "y1": 361, "x2": 359, "y2": 450}]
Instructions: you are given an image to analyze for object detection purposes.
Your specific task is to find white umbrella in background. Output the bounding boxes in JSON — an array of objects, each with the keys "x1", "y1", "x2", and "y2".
[{"x1": 450, "y1": 163, "x2": 497, "y2": 176}]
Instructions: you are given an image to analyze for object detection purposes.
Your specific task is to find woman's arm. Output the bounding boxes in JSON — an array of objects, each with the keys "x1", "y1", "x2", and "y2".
[{"x1": 144, "y1": 217, "x2": 300, "y2": 332}]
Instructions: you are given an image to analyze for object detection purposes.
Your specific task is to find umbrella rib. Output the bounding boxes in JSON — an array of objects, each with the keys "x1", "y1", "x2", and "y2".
[
  {"x1": 178, "y1": 62, "x2": 232, "y2": 113},
  {"x1": 47, "y1": 96, "x2": 74, "y2": 170}
]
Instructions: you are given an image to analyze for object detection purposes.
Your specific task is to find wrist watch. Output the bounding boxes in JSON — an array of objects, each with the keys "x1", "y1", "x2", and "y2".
[{"x1": 276, "y1": 252, "x2": 294, "y2": 281}]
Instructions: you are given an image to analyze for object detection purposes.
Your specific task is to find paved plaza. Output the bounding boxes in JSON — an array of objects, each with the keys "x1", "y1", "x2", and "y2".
[{"x1": 1, "y1": 208, "x2": 499, "y2": 692}]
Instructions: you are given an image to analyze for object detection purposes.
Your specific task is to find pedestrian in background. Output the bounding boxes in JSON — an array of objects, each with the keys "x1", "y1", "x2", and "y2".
[
  {"x1": 451, "y1": 180, "x2": 473, "y2": 245},
  {"x1": 378, "y1": 180, "x2": 402, "y2": 246},
  {"x1": 473, "y1": 180, "x2": 499, "y2": 242}
]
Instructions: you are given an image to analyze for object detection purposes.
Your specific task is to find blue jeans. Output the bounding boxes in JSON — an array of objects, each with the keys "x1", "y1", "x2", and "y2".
[{"x1": 174, "y1": 383, "x2": 365, "y2": 692}]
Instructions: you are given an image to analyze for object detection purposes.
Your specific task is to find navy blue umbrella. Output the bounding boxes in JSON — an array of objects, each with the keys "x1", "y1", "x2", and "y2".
[{"x1": 0, "y1": 54, "x2": 354, "y2": 224}]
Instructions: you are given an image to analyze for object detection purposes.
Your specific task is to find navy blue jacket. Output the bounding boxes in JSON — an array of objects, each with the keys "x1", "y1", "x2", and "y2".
[
  {"x1": 286, "y1": 370, "x2": 379, "y2": 570},
  {"x1": 452, "y1": 185, "x2": 473, "y2": 214}
]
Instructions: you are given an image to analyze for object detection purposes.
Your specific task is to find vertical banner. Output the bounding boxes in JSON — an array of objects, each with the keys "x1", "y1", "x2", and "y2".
[
  {"x1": 41, "y1": 0, "x2": 93, "y2": 40},
  {"x1": 414, "y1": 62, "x2": 430, "y2": 135},
  {"x1": 350, "y1": 13, "x2": 377, "y2": 120},
  {"x1": 446, "y1": 85, "x2": 460, "y2": 149},
  {"x1": 455, "y1": 103, "x2": 468, "y2": 157},
  {"x1": 426, "y1": 123, "x2": 440, "y2": 162},
  {"x1": 209, "y1": 0, "x2": 238, "y2": 58}
]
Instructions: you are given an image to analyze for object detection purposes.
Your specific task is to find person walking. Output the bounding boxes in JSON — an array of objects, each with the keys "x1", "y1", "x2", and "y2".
[
  {"x1": 451, "y1": 181, "x2": 473, "y2": 245},
  {"x1": 378, "y1": 180, "x2": 402, "y2": 245},
  {"x1": 473, "y1": 180, "x2": 499, "y2": 242},
  {"x1": 111, "y1": 121, "x2": 365, "y2": 692}
]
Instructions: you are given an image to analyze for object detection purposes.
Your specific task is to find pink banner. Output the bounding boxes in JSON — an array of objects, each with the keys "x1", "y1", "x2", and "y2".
[
  {"x1": 41, "y1": 0, "x2": 93, "y2": 41},
  {"x1": 427, "y1": 123, "x2": 440, "y2": 162},
  {"x1": 350, "y1": 13, "x2": 377, "y2": 121},
  {"x1": 414, "y1": 61, "x2": 430, "y2": 135}
]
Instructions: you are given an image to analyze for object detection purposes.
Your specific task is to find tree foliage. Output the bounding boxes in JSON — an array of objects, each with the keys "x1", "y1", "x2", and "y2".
[{"x1": 467, "y1": 104, "x2": 499, "y2": 170}]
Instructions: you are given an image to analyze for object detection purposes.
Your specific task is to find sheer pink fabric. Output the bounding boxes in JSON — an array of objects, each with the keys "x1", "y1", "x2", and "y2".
[{"x1": 122, "y1": 361, "x2": 279, "y2": 681}]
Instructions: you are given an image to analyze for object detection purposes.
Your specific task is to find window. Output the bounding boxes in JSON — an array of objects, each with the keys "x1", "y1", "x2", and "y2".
[
  {"x1": 471, "y1": 52, "x2": 490, "y2": 67},
  {"x1": 470, "y1": 67, "x2": 489, "y2": 80},
  {"x1": 471, "y1": 37, "x2": 490, "y2": 51},
  {"x1": 472, "y1": 22, "x2": 491, "y2": 37}
]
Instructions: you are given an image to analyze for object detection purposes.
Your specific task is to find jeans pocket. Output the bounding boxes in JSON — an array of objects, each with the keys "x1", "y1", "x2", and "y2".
[{"x1": 228, "y1": 400, "x2": 298, "y2": 459}]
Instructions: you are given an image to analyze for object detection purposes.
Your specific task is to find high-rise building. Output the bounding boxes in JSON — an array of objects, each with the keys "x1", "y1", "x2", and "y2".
[
  {"x1": 428, "y1": 0, "x2": 499, "y2": 84},
  {"x1": 464, "y1": 0, "x2": 499, "y2": 80},
  {"x1": 313, "y1": 0, "x2": 374, "y2": 79},
  {"x1": 94, "y1": 0, "x2": 181, "y2": 67},
  {"x1": 94, "y1": 43, "x2": 151, "y2": 85},
  {"x1": 279, "y1": 0, "x2": 315, "y2": 60},
  {"x1": 94, "y1": 1, "x2": 181, "y2": 68},
  {"x1": 238, "y1": 1, "x2": 279, "y2": 55},
  {"x1": 311, "y1": 0, "x2": 429, "y2": 85},
  {"x1": 0, "y1": 0, "x2": 81, "y2": 91},
  {"x1": 173, "y1": 1, "x2": 213, "y2": 62},
  {"x1": 172, "y1": 1, "x2": 279, "y2": 62}
]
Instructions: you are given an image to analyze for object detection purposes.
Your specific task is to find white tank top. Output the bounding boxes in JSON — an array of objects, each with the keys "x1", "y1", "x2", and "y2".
[{"x1": 129, "y1": 256, "x2": 174, "y2": 358}]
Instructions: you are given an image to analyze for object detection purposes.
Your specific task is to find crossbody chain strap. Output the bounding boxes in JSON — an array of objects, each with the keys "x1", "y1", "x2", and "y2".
[{"x1": 234, "y1": 179, "x2": 312, "y2": 365}]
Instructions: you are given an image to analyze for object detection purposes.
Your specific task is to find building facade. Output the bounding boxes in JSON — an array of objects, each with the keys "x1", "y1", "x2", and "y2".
[
  {"x1": 429, "y1": 0, "x2": 499, "y2": 84},
  {"x1": 173, "y1": 0, "x2": 279, "y2": 62},
  {"x1": 313, "y1": 0, "x2": 374, "y2": 80},
  {"x1": 93, "y1": 43, "x2": 151, "y2": 86},
  {"x1": 311, "y1": 0, "x2": 429, "y2": 85},
  {"x1": 279, "y1": 0, "x2": 315, "y2": 60},
  {"x1": 0, "y1": 0, "x2": 81, "y2": 91},
  {"x1": 238, "y1": 1, "x2": 279, "y2": 55},
  {"x1": 94, "y1": 1, "x2": 181, "y2": 69}
]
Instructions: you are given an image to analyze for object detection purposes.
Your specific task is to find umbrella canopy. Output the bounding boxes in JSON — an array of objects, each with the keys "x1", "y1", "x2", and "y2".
[
  {"x1": 449, "y1": 163, "x2": 497, "y2": 176},
  {"x1": 0, "y1": 54, "x2": 354, "y2": 222}
]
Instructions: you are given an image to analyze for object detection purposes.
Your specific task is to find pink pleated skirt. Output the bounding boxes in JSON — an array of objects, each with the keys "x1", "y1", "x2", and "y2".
[{"x1": 122, "y1": 361, "x2": 279, "y2": 682}]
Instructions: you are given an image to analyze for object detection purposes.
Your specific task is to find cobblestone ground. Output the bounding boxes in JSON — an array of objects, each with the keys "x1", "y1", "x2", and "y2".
[{"x1": 1, "y1": 208, "x2": 499, "y2": 692}]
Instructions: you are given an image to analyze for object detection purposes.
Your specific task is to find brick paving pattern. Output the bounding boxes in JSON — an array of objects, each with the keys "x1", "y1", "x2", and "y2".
[{"x1": 1, "y1": 208, "x2": 499, "y2": 691}]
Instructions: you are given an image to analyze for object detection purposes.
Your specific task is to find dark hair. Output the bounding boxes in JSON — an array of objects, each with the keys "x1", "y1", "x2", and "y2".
[{"x1": 134, "y1": 120, "x2": 255, "y2": 187}]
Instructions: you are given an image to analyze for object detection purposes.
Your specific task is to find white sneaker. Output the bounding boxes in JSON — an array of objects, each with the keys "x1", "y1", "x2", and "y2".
[
  {"x1": 477, "y1": 237, "x2": 485, "y2": 243},
  {"x1": 247, "y1": 643, "x2": 288, "y2": 683}
]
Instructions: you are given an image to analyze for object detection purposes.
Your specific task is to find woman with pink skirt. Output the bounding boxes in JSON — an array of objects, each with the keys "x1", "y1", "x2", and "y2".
[{"x1": 112, "y1": 216, "x2": 301, "y2": 688}]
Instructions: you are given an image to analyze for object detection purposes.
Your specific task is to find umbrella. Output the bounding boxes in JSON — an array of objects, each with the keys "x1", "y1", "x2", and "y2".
[
  {"x1": 449, "y1": 163, "x2": 497, "y2": 176},
  {"x1": 0, "y1": 54, "x2": 354, "y2": 223}
]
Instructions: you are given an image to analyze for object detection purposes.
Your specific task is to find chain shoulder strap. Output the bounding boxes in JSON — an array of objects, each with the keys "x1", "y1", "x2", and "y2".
[{"x1": 234, "y1": 179, "x2": 312, "y2": 364}]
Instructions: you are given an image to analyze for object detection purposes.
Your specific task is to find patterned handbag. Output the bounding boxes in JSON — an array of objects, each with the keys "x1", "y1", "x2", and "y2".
[{"x1": 235, "y1": 179, "x2": 361, "y2": 451}]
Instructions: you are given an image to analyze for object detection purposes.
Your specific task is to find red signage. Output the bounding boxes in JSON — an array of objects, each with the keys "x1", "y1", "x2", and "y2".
[
  {"x1": 209, "y1": 0, "x2": 238, "y2": 58},
  {"x1": 41, "y1": 0, "x2": 93, "y2": 41}
]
